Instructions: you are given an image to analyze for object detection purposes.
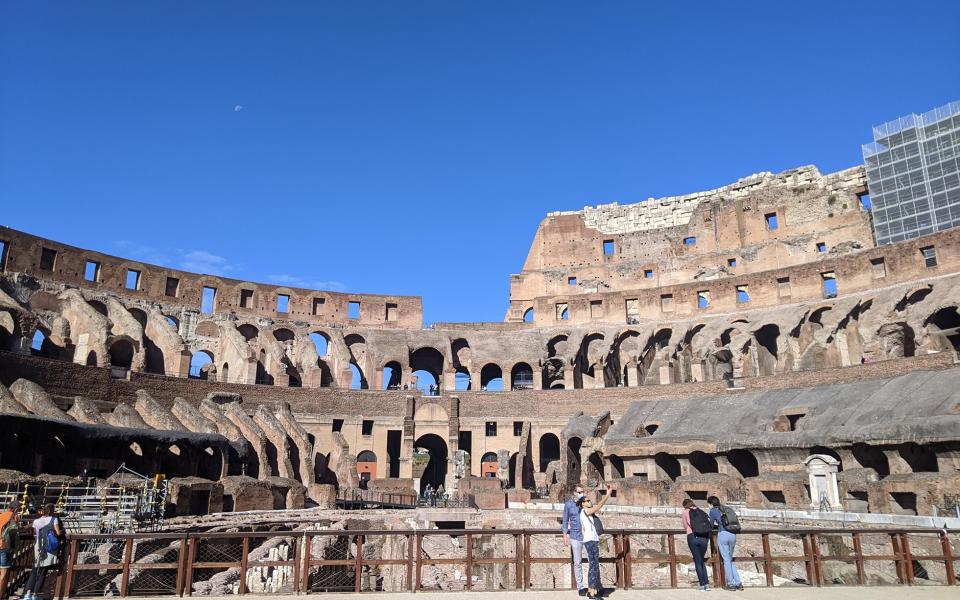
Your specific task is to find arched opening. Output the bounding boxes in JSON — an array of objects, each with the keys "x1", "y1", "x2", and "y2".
[
  {"x1": 925, "y1": 307, "x2": 960, "y2": 354},
  {"x1": 88, "y1": 300, "x2": 108, "y2": 317},
  {"x1": 256, "y1": 349, "x2": 273, "y2": 385},
  {"x1": 109, "y1": 339, "x2": 135, "y2": 369},
  {"x1": 877, "y1": 322, "x2": 916, "y2": 358},
  {"x1": 164, "y1": 315, "x2": 179, "y2": 330},
  {"x1": 144, "y1": 337, "x2": 165, "y2": 374},
  {"x1": 221, "y1": 363, "x2": 230, "y2": 384},
  {"x1": 316, "y1": 359, "x2": 334, "y2": 387},
  {"x1": 454, "y1": 369, "x2": 471, "y2": 391},
  {"x1": 753, "y1": 324, "x2": 780, "y2": 376},
  {"x1": 574, "y1": 333, "x2": 605, "y2": 389},
  {"x1": 538, "y1": 433, "x2": 560, "y2": 472},
  {"x1": 542, "y1": 357, "x2": 565, "y2": 389},
  {"x1": 309, "y1": 332, "x2": 329, "y2": 356},
  {"x1": 689, "y1": 451, "x2": 718, "y2": 474},
  {"x1": 608, "y1": 455, "x2": 625, "y2": 479},
  {"x1": 128, "y1": 308, "x2": 148, "y2": 329},
  {"x1": 237, "y1": 324, "x2": 259, "y2": 342},
  {"x1": 809, "y1": 446, "x2": 843, "y2": 471},
  {"x1": 189, "y1": 350, "x2": 214, "y2": 380},
  {"x1": 31, "y1": 329, "x2": 65, "y2": 360},
  {"x1": 410, "y1": 347, "x2": 444, "y2": 393},
  {"x1": 566, "y1": 437, "x2": 582, "y2": 484},
  {"x1": 287, "y1": 367, "x2": 302, "y2": 387},
  {"x1": 523, "y1": 308, "x2": 534, "y2": 323},
  {"x1": 480, "y1": 363, "x2": 503, "y2": 391},
  {"x1": 273, "y1": 328, "x2": 295, "y2": 343},
  {"x1": 85, "y1": 351, "x2": 98, "y2": 366},
  {"x1": 481, "y1": 452, "x2": 499, "y2": 478},
  {"x1": 727, "y1": 449, "x2": 759, "y2": 478},
  {"x1": 898, "y1": 442, "x2": 938, "y2": 473},
  {"x1": 198, "y1": 447, "x2": 223, "y2": 480},
  {"x1": 382, "y1": 361, "x2": 402, "y2": 390},
  {"x1": 510, "y1": 362, "x2": 534, "y2": 390},
  {"x1": 350, "y1": 362, "x2": 367, "y2": 389},
  {"x1": 414, "y1": 434, "x2": 448, "y2": 492},
  {"x1": 357, "y1": 450, "x2": 377, "y2": 486},
  {"x1": 655, "y1": 453, "x2": 681, "y2": 481},
  {"x1": 852, "y1": 443, "x2": 889, "y2": 478}
]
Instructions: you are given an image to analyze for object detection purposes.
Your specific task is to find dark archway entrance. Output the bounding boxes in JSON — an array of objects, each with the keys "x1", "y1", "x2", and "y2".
[
  {"x1": 539, "y1": 433, "x2": 560, "y2": 472},
  {"x1": 414, "y1": 434, "x2": 448, "y2": 493}
]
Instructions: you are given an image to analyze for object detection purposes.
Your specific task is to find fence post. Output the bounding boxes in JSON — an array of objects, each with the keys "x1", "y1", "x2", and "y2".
[
  {"x1": 890, "y1": 533, "x2": 906, "y2": 584},
  {"x1": 810, "y1": 533, "x2": 823, "y2": 586},
  {"x1": 301, "y1": 534, "x2": 312, "y2": 594},
  {"x1": 851, "y1": 533, "x2": 866, "y2": 585},
  {"x1": 940, "y1": 530, "x2": 955, "y2": 586},
  {"x1": 176, "y1": 536, "x2": 188, "y2": 597},
  {"x1": 292, "y1": 532, "x2": 301, "y2": 595},
  {"x1": 120, "y1": 538, "x2": 134, "y2": 597},
  {"x1": 354, "y1": 534, "x2": 364, "y2": 593},
  {"x1": 62, "y1": 538, "x2": 78, "y2": 600},
  {"x1": 514, "y1": 533, "x2": 522, "y2": 590},
  {"x1": 613, "y1": 531, "x2": 623, "y2": 590},
  {"x1": 415, "y1": 533, "x2": 423, "y2": 592},
  {"x1": 185, "y1": 536, "x2": 197, "y2": 596},
  {"x1": 238, "y1": 536, "x2": 250, "y2": 595},
  {"x1": 900, "y1": 533, "x2": 914, "y2": 585},
  {"x1": 523, "y1": 532, "x2": 531, "y2": 591},
  {"x1": 406, "y1": 533, "x2": 415, "y2": 592},
  {"x1": 709, "y1": 533, "x2": 724, "y2": 589},
  {"x1": 801, "y1": 534, "x2": 815, "y2": 586},
  {"x1": 465, "y1": 533, "x2": 473, "y2": 591},
  {"x1": 667, "y1": 533, "x2": 677, "y2": 589},
  {"x1": 623, "y1": 532, "x2": 632, "y2": 590},
  {"x1": 761, "y1": 534, "x2": 773, "y2": 587}
]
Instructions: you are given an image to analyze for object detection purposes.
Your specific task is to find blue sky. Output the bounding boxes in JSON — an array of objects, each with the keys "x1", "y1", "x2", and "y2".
[{"x1": 2, "y1": 2, "x2": 958, "y2": 325}]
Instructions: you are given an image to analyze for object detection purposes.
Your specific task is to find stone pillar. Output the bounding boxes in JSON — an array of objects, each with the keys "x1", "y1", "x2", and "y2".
[
  {"x1": 399, "y1": 396, "x2": 415, "y2": 479},
  {"x1": 805, "y1": 454, "x2": 842, "y2": 511},
  {"x1": 658, "y1": 364, "x2": 672, "y2": 385},
  {"x1": 883, "y1": 449, "x2": 912, "y2": 475},
  {"x1": 443, "y1": 370, "x2": 456, "y2": 392},
  {"x1": 677, "y1": 457, "x2": 693, "y2": 477},
  {"x1": 715, "y1": 455, "x2": 735, "y2": 477},
  {"x1": 563, "y1": 365, "x2": 575, "y2": 390}
]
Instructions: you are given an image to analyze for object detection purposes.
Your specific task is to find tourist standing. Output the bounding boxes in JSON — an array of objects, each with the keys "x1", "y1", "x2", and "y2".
[
  {"x1": 561, "y1": 484, "x2": 587, "y2": 595},
  {"x1": 0, "y1": 501, "x2": 20, "y2": 600},
  {"x1": 23, "y1": 504, "x2": 63, "y2": 600},
  {"x1": 577, "y1": 483, "x2": 612, "y2": 599},
  {"x1": 707, "y1": 496, "x2": 742, "y2": 591},
  {"x1": 681, "y1": 499, "x2": 711, "y2": 591}
]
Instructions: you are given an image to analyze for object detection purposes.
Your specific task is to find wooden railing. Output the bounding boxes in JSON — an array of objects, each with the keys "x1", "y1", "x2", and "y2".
[{"x1": 14, "y1": 527, "x2": 959, "y2": 598}]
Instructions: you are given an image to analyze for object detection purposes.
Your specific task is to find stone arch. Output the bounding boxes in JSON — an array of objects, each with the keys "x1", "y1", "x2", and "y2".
[
  {"x1": 480, "y1": 363, "x2": 503, "y2": 391},
  {"x1": 608, "y1": 454, "x2": 625, "y2": 479},
  {"x1": 655, "y1": 452, "x2": 681, "y2": 481},
  {"x1": 689, "y1": 451, "x2": 718, "y2": 474},
  {"x1": 523, "y1": 307, "x2": 534, "y2": 323},
  {"x1": 877, "y1": 322, "x2": 916, "y2": 358},
  {"x1": 273, "y1": 328, "x2": 295, "y2": 343},
  {"x1": 414, "y1": 434, "x2": 448, "y2": 492},
  {"x1": 753, "y1": 323, "x2": 780, "y2": 376},
  {"x1": 510, "y1": 362, "x2": 534, "y2": 390},
  {"x1": 924, "y1": 306, "x2": 960, "y2": 354},
  {"x1": 221, "y1": 362, "x2": 230, "y2": 383},
  {"x1": 809, "y1": 446, "x2": 843, "y2": 471},
  {"x1": 538, "y1": 433, "x2": 560, "y2": 472},
  {"x1": 382, "y1": 360, "x2": 402, "y2": 389},
  {"x1": 410, "y1": 346, "x2": 445, "y2": 386},
  {"x1": 256, "y1": 348, "x2": 273, "y2": 385},
  {"x1": 898, "y1": 442, "x2": 938, "y2": 473},
  {"x1": 108, "y1": 338, "x2": 136, "y2": 369},
  {"x1": 86, "y1": 351, "x2": 98, "y2": 366},
  {"x1": 309, "y1": 331, "x2": 330, "y2": 356},
  {"x1": 574, "y1": 333, "x2": 606, "y2": 389},
  {"x1": 189, "y1": 350, "x2": 215, "y2": 380},
  {"x1": 566, "y1": 437, "x2": 582, "y2": 484},
  {"x1": 852, "y1": 443, "x2": 889, "y2": 478},
  {"x1": 238, "y1": 323, "x2": 259, "y2": 342},
  {"x1": 542, "y1": 357, "x2": 565, "y2": 389},
  {"x1": 727, "y1": 449, "x2": 759, "y2": 478}
]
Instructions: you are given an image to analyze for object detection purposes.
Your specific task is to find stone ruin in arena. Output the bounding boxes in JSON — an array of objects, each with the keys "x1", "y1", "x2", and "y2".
[{"x1": 1, "y1": 161, "x2": 960, "y2": 530}]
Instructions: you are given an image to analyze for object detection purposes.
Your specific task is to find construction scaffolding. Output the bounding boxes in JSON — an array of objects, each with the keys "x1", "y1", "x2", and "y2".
[{"x1": 0, "y1": 464, "x2": 168, "y2": 534}]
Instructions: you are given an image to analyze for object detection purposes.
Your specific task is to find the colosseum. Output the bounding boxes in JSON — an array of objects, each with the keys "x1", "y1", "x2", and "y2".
[{"x1": 2, "y1": 159, "x2": 960, "y2": 594}]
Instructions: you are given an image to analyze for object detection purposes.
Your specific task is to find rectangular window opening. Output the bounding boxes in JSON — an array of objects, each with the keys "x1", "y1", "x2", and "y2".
[
  {"x1": 276, "y1": 294, "x2": 290, "y2": 313},
  {"x1": 765, "y1": 212, "x2": 779, "y2": 230},
  {"x1": 602, "y1": 240, "x2": 615, "y2": 256},
  {"x1": 568, "y1": 276, "x2": 577, "y2": 286},
  {"x1": 201, "y1": 286, "x2": 217, "y2": 314},
  {"x1": 643, "y1": 269, "x2": 654, "y2": 279},
  {"x1": 787, "y1": 413, "x2": 805, "y2": 431},
  {"x1": 332, "y1": 419, "x2": 344, "y2": 433},
  {"x1": 921, "y1": 246, "x2": 938, "y2": 268},
  {"x1": 165, "y1": 277, "x2": 180, "y2": 298},
  {"x1": 239, "y1": 289, "x2": 254, "y2": 308},
  {"x1": 385, "y1": 303, "x2": 398, "y2": 321},
  {"x1": 39, "y1": 247, "x2": 57, "y2": 272},
  {"x1": 348, "y1": 301, "x2": 360, "y2": 320},
  {"x1": 727, "y1": 258, "x2": 737, "y2": 268},
  {"x1": 683, "y1": 236, "x2": 696, "y2": 246},
  {"x1": 485, "y1": 421, "x2": 497, "y2": 437},
  {"x1": 660, "y1": 294, "x2": 674, "y2": 313},
  {"x1": 777, "y1": 277, "x2": 791, "y2": 298},
  {"x1": 870, "y1": 257, "x2": 886, "y2": 278},
  {"x1": 513, "y1": 421, "x2": 523, "y2": 437},
  {"x1": 125, "y1": 269, "x2": 141, "y2": 291},
  {"x1": 590, "y1": 299, "x2": 603, "y2": 318},
  {"x1": 816, "y1": 242, "x2": 827, "y2": 253},
  {"x1": 556, "y1": 302, "x2": 569, "y2": 321},
  {"x1": 312, "y1": 297, "x2": 325, "y2": 315},
  {"x1": 361, "y1": 419, "x2": 374, "y2": 436},
  {"x1": 697, "y1": 290, "x2": 710, "y2": 309},
  {"x1": 858, "y1": 193, "x2": 872, "y2": 210},
  {"x1": 625, "y1": 298, "x2": 640, "y2": 325},
  {"x1": 736, "y1": 285, "x2": 750, "y2": 303},
  {"x1": 84, "y1": 261, "x2": 100, "y2": 282},
  {"x1": 821, "y1": 273, "x2": 837, "y2": 299}
]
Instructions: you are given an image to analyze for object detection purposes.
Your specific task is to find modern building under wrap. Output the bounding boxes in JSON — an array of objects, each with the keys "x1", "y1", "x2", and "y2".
[{"x1": 863, "y1": 100, "x2": 960, "y2": 245}]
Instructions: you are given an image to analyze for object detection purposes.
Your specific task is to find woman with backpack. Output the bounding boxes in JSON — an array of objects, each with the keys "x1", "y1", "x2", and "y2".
[
  {"x1": 575, "y1": 483, "x2": 612, "y2": 599},
  {"x1": 23, "y1": 504, "x2": 63, "y2": 600},
  {"x1": 681, "y1": 499, "x2": 711, "y2": 591},
  {"x1": 707, "y1": 496, "x2": 743, "y2": 591}
]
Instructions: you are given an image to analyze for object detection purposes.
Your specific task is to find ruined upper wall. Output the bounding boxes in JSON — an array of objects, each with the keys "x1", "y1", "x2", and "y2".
[
  {"x1": 0, "y1": 227, "x2": 423, "y2": 329},
  {"x1": 508, "y1": 165, "x2": 870, "y2": 320}
]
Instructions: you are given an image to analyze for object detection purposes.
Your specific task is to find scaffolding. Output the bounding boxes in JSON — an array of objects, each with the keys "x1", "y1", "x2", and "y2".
[
  {"x1": 862, "y1": 100, "x2": 960, "y2": 245},
  {"x1": 0, "y1": 465, "x2": 168, "y2": 534}
]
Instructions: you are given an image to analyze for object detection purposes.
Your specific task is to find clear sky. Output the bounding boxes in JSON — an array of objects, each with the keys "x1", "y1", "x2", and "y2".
[{"x1": 2, "y1": 2, "x2": 958, "y2": 325}]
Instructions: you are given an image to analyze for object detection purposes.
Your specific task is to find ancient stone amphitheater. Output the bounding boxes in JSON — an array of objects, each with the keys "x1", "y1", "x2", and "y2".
[{"x1": 2, "y1": 162, "x2": 960, "y2": 520}]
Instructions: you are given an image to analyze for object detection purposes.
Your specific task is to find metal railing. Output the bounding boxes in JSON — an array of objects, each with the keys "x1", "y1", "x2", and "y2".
[
  {"x1": 10, "y1": 526, "x2": 957, "y2": 598},
  {"x1": 335, "y1": 488, "x2": 418, "y2": 509}
]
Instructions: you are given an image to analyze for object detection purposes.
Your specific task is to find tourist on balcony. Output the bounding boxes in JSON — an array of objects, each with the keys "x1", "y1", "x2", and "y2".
[
  {"x1": 561, "y1": 484, "x2": 587, "y2": 595},
  {"x1": 0, "y1": 501, "x2": 21, "y2": 600},
  {"x1": 576, "y1": 483, "x2": 612, "y2": 599},
  {"x1": 23, "y1": 504, "x2": 63, "y2": 600},
  {"x1": 681, "y1": 499, "x2": 711, "y2": 591},
  {"x1": 707, "y1": 496, "x2": 743, "y2": 591}
]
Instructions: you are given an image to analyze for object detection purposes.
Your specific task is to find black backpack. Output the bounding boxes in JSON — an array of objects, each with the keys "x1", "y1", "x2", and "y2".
[
  {"x1": 719, "y1": 505, "x2": 742, "y2": 534},
  {"x1": 689, "y1": 508, "x2": 711, "y2": 537}
]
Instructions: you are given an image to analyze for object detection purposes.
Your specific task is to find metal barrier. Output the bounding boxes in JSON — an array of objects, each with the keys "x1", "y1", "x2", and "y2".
[{"x1": 8, "y1": 527, "x2": 957, "y2": 598}]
